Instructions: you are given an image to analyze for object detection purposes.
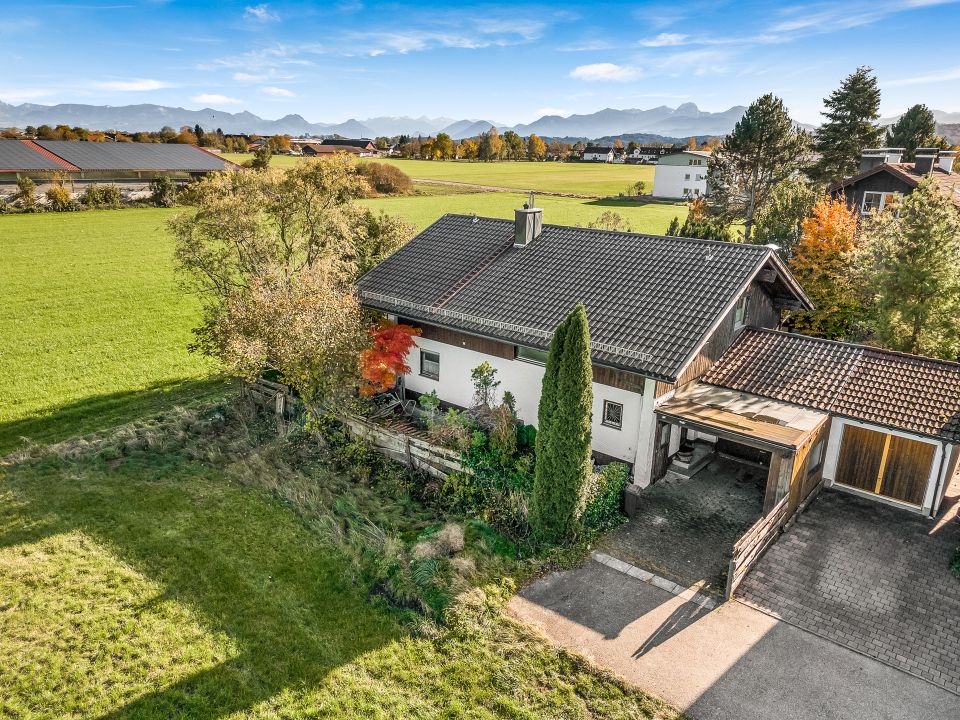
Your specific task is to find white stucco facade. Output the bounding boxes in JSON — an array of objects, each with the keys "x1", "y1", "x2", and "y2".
[
  {"x1": 652, "y1": 150, "x2": 710, "y2": 199},
  {"x1": 403, "y1": 336, "x2": 653, "y2": 467}
]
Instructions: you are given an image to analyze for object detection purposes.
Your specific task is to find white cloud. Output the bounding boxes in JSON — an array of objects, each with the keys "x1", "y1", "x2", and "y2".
[
  {"x1": 569, "y1": 63, "x2": 642, "y2": 82},
  {"x1": 192, "y1": 93, "x2": 242, "y2": 105},
  {"x1": 244, "y1": 4, "x2": 278, "y2": 22},
  {"x1": 93, "y1": 78, "x2": 173, "y2": 91},
  {"x1": 232, "y1": 72, "x2": 258, "y2": 82},
  {"x1": 640, "y1": 33, "x2": 689, "y2": 47},
  {"x1": 885, "y1": 66, "x2": 960, "y2": 86},
  {"x1": 260, "y1": 85, "x2": 295, "y2": 97}
]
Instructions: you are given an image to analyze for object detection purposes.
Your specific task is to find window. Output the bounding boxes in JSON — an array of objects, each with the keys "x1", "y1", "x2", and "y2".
[
  {"x1": 602, "y1": 400, "x2": 623, "y2": 429},
  {"x1": 807, "y1": 440, "x2": 825, "y2": 477},
  {"x1": 861, "y1": 191, "x2": 901, "y2": 215},
  {"x1": 734, "y1": 294, "x2": 749, "y2": 327},
  {"x1": 684, "y1": 173, "x2": 691, "y2": 180},
  {"x1": 419, "y1": 350, "x2": 440, "y2": 380},
  {"x1": 516, "y1": 346, "x2": 549, "y2": 365}
]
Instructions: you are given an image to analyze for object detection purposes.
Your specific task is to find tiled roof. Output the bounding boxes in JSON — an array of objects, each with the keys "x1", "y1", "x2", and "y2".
[
  {"x1": 319, "y1": 139, "x2": 375, "y2": 149},
  {"x1": 357, "y1": 213, "x2": 807, "y2": 380},
  {"x1": 703, "y1": 328, "x2": 960, "y2": 442},
  {"x1": 0, "y1": 139, "x2": 78, "y2": 171},
  {"x1": 831, "y1": 162, "x2": 960, "y2": 208},
  {"x1": 31, "y1": 140, "x2": 236, "y2": 172}
]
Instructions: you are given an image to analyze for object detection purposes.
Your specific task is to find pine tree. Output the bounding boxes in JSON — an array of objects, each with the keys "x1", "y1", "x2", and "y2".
[
  {"x1": 666, "y1": 216, "x2": 681, "y2": 236},
  {"x1": 530, "y1": 305, "x2": 593, "y2": 544},
  {"x1": 708, "y1": 93, "x2": 809, "y2": 241},
  {"x1": 752, "y1": 177, "x2": 818, "y2": 255},
  {"x1": 885, "y1": 104, "x2": 938, "y2": 161},
  {"x1": 811, "y1": 67, "x2": 883, "y2": 185},
  {"x1": 857, "y1": 177, "x2": 960, "y2": 358}
]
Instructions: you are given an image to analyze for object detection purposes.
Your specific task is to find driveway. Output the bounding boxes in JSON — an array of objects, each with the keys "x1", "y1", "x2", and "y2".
[
  {"x1": 737, "y1": 485, "x2": 960, "y2": 695},
  {"x1": 508, "y1": 560, "x2": 960, "y2": 720}
]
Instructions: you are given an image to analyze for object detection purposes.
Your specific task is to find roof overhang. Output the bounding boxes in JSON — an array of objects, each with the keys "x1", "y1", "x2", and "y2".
[{"x1": 656, "y1": 381, "x2": 829, "y2": 453}]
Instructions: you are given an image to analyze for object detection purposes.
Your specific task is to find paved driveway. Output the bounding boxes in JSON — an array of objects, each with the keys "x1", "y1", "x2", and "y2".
[
  {"x1": 509, "y1": 560, "x2": 960, "y2": 720},
  {"x1": 737, "y1": 486, "x2": 960, "y2": 695}
]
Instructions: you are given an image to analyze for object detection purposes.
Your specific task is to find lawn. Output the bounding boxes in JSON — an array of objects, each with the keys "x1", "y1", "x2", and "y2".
[
  {"x1": 223, "y1": 153, "x2": 654, "y2": 197},
  {"x1": 0, "y1": 406, "x2": 683, "y2": 720},
  {"x1": 363, "y1": 192, "x2": 684, "y2": 234},
  {"x1": 0, "y1": 209, "x2": 222, "y2": 453}
]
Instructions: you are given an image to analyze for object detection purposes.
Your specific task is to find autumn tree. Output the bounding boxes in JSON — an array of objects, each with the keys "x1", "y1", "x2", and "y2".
[
  {"x1": 788, "y1": 196, "x2": 860, "y2": 338},
  {"x1": 886, "y1": 104, "x2": 938, "y2": 160},
  {"x1": 527, "y1": 133, "x2": 546, "y2": 161},
  {"x1": 502, "y1": 130, "x2": 526, "y2": 160},
  {"x1": 856, "y1": 176, "x2": 960, "y2": 358},
  {"x1": 359, "y1": 321, "x2": 422, "y2": 396},
  {"x1": 478, "y1": 126, "x2": 503, "y2": 161},
  {"x1": 433, "y1": 132, "x2": 455, "y2": 159},
  {"x1": 251, "y1": 144, "x2": 272, "y2": 170},
  {"x1": 811, "y1": 67, "x2": 883, "y2": 185},
  {"x1": 171, "y1": 156, "x2": 413, "y2": 408},
  {"x1": 708, "y1": 93, "x2": 809, "y2": 241}
]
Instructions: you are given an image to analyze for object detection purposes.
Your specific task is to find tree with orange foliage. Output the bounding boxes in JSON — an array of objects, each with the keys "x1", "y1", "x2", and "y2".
[
  {"x1": 788, "y1": 196, "x2": 859, "y2": 339},
  {"x1": 359, "y1": 321, "x2": 422, "y2": 396}
]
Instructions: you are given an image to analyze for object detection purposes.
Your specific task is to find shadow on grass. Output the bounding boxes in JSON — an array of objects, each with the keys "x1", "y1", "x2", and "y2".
[
  {"x1": 582, "y1": 197, "x2": 685, "y2": 208},
  {"x1": 0, "y1": 419, "x2": 400, "y2": 719},
  {"x1": 0, "y1": 376, "x2": 231, "y2": 455}
]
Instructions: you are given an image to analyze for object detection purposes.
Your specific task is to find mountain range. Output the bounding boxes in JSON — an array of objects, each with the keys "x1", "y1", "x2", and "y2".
[{"x1": 1, "y1": 100, "x2": 956, "y2": 142}]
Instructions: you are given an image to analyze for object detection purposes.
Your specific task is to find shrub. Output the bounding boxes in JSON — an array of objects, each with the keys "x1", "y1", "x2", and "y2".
[
  {"x1": 581, "y1": 462, "x2": 630, "y2": 533},
  {"x1": 587, "y1": 210, "x2": 631, "y2": 232},
  {"x1": 470, "y1": 361, "x2": 500, "y2": 407},
  {"x1": 952, "y1": 547, "x2": 960, "y2": 579},
  {"x1": 443, "y1": 579, "x2": 515, "y2": 639},
  {"x1": 81, "y1": 183, "x2": 122, "y2": 208},
  {"x1": 15, "y1": 175, "x2": 36, "y2": 208},
  {"x1": 488, "y1": 403, "x2": 518, "y2": 466},
  {"x1": 45, "y1": 185, "x2": 74, "y2": 211},
  {"x1": 149, "y1": 175, "x2": 177, "y2": 207},
  {"x1": 517, "y1": 424, "x2": 537, "y2": 451},
  {"x1": 428, "y1": 408, "x2": 473, "y2": 451},
  {"x1": 358, "y1": 161, "x2": 413, "y2": 195}
]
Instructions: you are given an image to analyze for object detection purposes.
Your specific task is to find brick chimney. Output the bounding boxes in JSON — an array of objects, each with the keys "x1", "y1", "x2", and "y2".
[
  {"x1": 914, "y1": 148, "x2": 939, "y2": 174},
  {"x1": 938, "y1": 150, "x2": 956, "y2": 174},
  {"x1": 514, "y1": 192, "x2": 542, "y2": 247},
  {"x1": 859, "y1": 148, "x2": 903, "y2": 173}
]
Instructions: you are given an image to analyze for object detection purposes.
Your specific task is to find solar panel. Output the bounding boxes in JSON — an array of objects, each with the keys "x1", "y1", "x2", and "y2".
[
  {"x1": 0, "y1": 140, "x2": 69, "y2": 171},
  {"x1": 32, "y1": 141, "x2": 232, "y2": 171}
]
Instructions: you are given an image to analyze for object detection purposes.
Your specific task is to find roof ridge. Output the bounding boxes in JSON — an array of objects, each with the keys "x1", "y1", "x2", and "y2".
[{"x1": 20, "y1": 139, "x2": 80, "y2": 171}]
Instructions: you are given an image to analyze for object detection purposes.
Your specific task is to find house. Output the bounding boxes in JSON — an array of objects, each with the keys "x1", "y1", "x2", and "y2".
[
  {"x1": 627, "y1": 146, "x2": 682, "y2": 164},
  {"x1": 357, "y1": 201, "x2": 960, "y2": 520},
  {"x1": 299, "y1": 143, "x2": 364, "y2": 157},
  {"x1": 581, "y1": 146, "x2": 614, "y2": 162},
  {"x1": 652, "y1": 150, "x2": 710, "y2": 199},
  {"x1": 0, "y1": 139, "x2": 240, "y2": 190},
  {"x1": 830, "y1": 147, "x2": 959, "y2": 213},
  {"x1": 318, "y1": 138, "x2": 380, "y2": 156}
]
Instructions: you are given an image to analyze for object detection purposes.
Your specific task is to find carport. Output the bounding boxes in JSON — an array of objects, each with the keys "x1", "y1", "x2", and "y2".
[{"x1": 655, "y1": 382, "x2": 831, "y2": 515}]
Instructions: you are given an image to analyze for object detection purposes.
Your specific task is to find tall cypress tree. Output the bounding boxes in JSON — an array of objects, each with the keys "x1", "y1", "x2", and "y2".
[
  {"x1": 531, "y1": 304, "x2": 593, "y2": 544},
  {"x1": 812, "y1": 67, "x2": 883, "y2": 186},
  {"x1": 886, "y1": 104, "x2": 938, "y2": 161}
]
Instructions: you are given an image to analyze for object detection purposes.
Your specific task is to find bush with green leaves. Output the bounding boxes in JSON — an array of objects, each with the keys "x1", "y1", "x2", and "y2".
[
  {"x1": 581, "y1": 463, "x2": 630, "y2": 533},
  {"x1": 15, "y1": 175, "x2": 36, "y2": 209},
  {"x1": 81, "y1": 183, "x2": 123, "y2": 208},
  {"x1": 470, "y1": 361, "x2": 501, "y2": 407},
  {"x1": 428, "y1": 408, "x2": 474, "y2": 452},
  {"x1": 357, "y1": 161, "x2": 413, "y2": 195},
  {"x1": 149, "y1": 175, "x2": 177, "y2": 207}
]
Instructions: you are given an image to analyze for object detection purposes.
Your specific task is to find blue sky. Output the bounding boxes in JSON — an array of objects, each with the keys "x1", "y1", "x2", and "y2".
[{"x1": 2, "y1": 0, "x2": 959, "y2": 125}]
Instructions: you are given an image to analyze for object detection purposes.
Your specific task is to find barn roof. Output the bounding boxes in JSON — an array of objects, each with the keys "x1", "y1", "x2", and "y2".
[
  {"x1": 703, "y1": 328, "x2": 960, "y2": 442},
  {"x1": 0, "y1": 139, "x2": 78, "y2": 171},
  {"x1": 16, "y1": 140, "x2": 239, "y2": 172}
]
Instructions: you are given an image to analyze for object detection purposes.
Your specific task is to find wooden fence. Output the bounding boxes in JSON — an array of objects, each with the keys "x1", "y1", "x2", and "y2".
[
  {"x1": 248, "y1": 378, "x2": 299, "y2": 418},
  {"x1": 340, "y1": 415, "x2": 464, "y2": 480},
  {"x1": 725, "y1": 495, "x2": 789, "y2": 599}
]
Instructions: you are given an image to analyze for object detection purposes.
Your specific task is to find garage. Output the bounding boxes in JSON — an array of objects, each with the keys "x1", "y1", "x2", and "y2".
[{"x1": 833, "y1": 425, "x2": 935, "y2": 507}]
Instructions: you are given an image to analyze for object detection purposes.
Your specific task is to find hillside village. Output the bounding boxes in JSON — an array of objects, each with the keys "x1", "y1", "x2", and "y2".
[{"x1": 2, "y1": 7, "x2": 960, "y2": 718}]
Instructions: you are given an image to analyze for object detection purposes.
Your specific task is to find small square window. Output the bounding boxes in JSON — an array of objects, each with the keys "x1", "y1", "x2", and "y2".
[
  {"x1": 602, "y1": 400, "x2": 623, "y2": 429},
  {"x1": 420, "y1": 350, "x2": 440, "y2": 380}
]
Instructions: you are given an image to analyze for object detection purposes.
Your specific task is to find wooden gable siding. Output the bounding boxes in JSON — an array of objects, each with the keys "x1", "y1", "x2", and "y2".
[
  {"x1": 657, "y1": 280, "x2": 779, "y2": 396},
  {"x1": 402, "y1": 318, "x2": 645, "y2": 394},
  {"x1": 834, "y1": 171, "x2": 914, "y2": 212}
]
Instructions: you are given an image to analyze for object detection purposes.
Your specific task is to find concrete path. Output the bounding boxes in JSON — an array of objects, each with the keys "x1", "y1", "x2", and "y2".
[{"x1": 508, "y1": 560, "x2": 960, "y2": 720}]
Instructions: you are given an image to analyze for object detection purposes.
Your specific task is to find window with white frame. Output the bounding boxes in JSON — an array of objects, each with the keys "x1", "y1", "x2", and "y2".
[
  {"x1": 602, "y1": 400, "x2": 623, "y2": 429},
  {"x1": 684, "y1": 173, "x2": 691, "y2": 180},
  {"x1": 860, "y1": 191, "x2": 901, "y2": 215},
  {"x1": 419, "y1": 350, "x2": 440, "y2": 380},
  {"x1": 734, "y1": 293, "x2": 749, "y2": 327}
]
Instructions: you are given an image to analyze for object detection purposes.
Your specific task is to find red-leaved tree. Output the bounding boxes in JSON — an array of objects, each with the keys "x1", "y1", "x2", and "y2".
[{"x1": 359, "y1": 322, "x2": 422, "y2": 396}]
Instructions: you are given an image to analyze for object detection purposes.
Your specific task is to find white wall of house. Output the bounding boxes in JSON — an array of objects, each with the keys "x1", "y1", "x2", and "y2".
[
  {"x1": 582, "y1": 151, "x2": 613, "y2": 162},
  {"x1": 821, "y1": 416, "x2": 946, "y2": 516},
  {"x1": 652, "y1": 151, "x2": 709, "y2": 199},
  {"x1": 403, "y1": 336, "x2": 648, "y2": 466}
]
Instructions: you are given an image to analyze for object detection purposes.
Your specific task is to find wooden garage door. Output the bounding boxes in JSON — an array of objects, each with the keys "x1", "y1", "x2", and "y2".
[{"x1": 834, "y1": 425, "x2": 934, "y2": 506}]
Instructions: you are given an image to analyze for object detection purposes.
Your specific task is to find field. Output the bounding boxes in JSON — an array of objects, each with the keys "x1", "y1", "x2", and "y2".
[
  {"x1": 0, "y1": 209, "x2": 221, "y2": 453},
  {"x1": 222, "y1": 153, "x2": 655, "y2": 197},
  {"x1": 0, "y1": 407, "x2": 683, "y2": 719}
]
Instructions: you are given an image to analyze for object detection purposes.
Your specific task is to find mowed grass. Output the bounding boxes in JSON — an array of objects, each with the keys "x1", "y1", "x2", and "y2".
[
  {"x1": 223, "y1": 153, "x2": 654, "y2": 197},
  {"x1": 0, "y1": 415, "x2": 683, "y2": 719},
  {"x1": 363, "y1": 192, "x2": 684, "y2": 234},
  {"x1": 0, "y1": 209, "x2": 222, "y2": 453}
]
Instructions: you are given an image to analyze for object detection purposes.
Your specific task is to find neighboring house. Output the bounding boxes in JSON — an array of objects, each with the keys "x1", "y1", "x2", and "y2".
[
  {"x1": 652, "y1": 150, "x2": 710, "y2": 199},
  {"x1": 318, "y1": 138, "x2": 380, "y2": 157},
  {"x1": 357, "y1": 201, "x2": 960, "y2": 520},
  {"x1": 248, "y1": 138, "x2": 268, "y2": 150},
  {"x1": 627, "y1": 146, "x2": 682, "y2": 164},
  {"x1": 0, "y1": 139, "x2": 239, "y2": 189},
  {"x1": 581, "y1": 145, "x2": 614, "y2": 162},
  {"x1": 830, "y1": 147, "x2": 959, "y2": 213},
  {"x1": 300, "y1": 143, "x2": 364, "y2": 157}
]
